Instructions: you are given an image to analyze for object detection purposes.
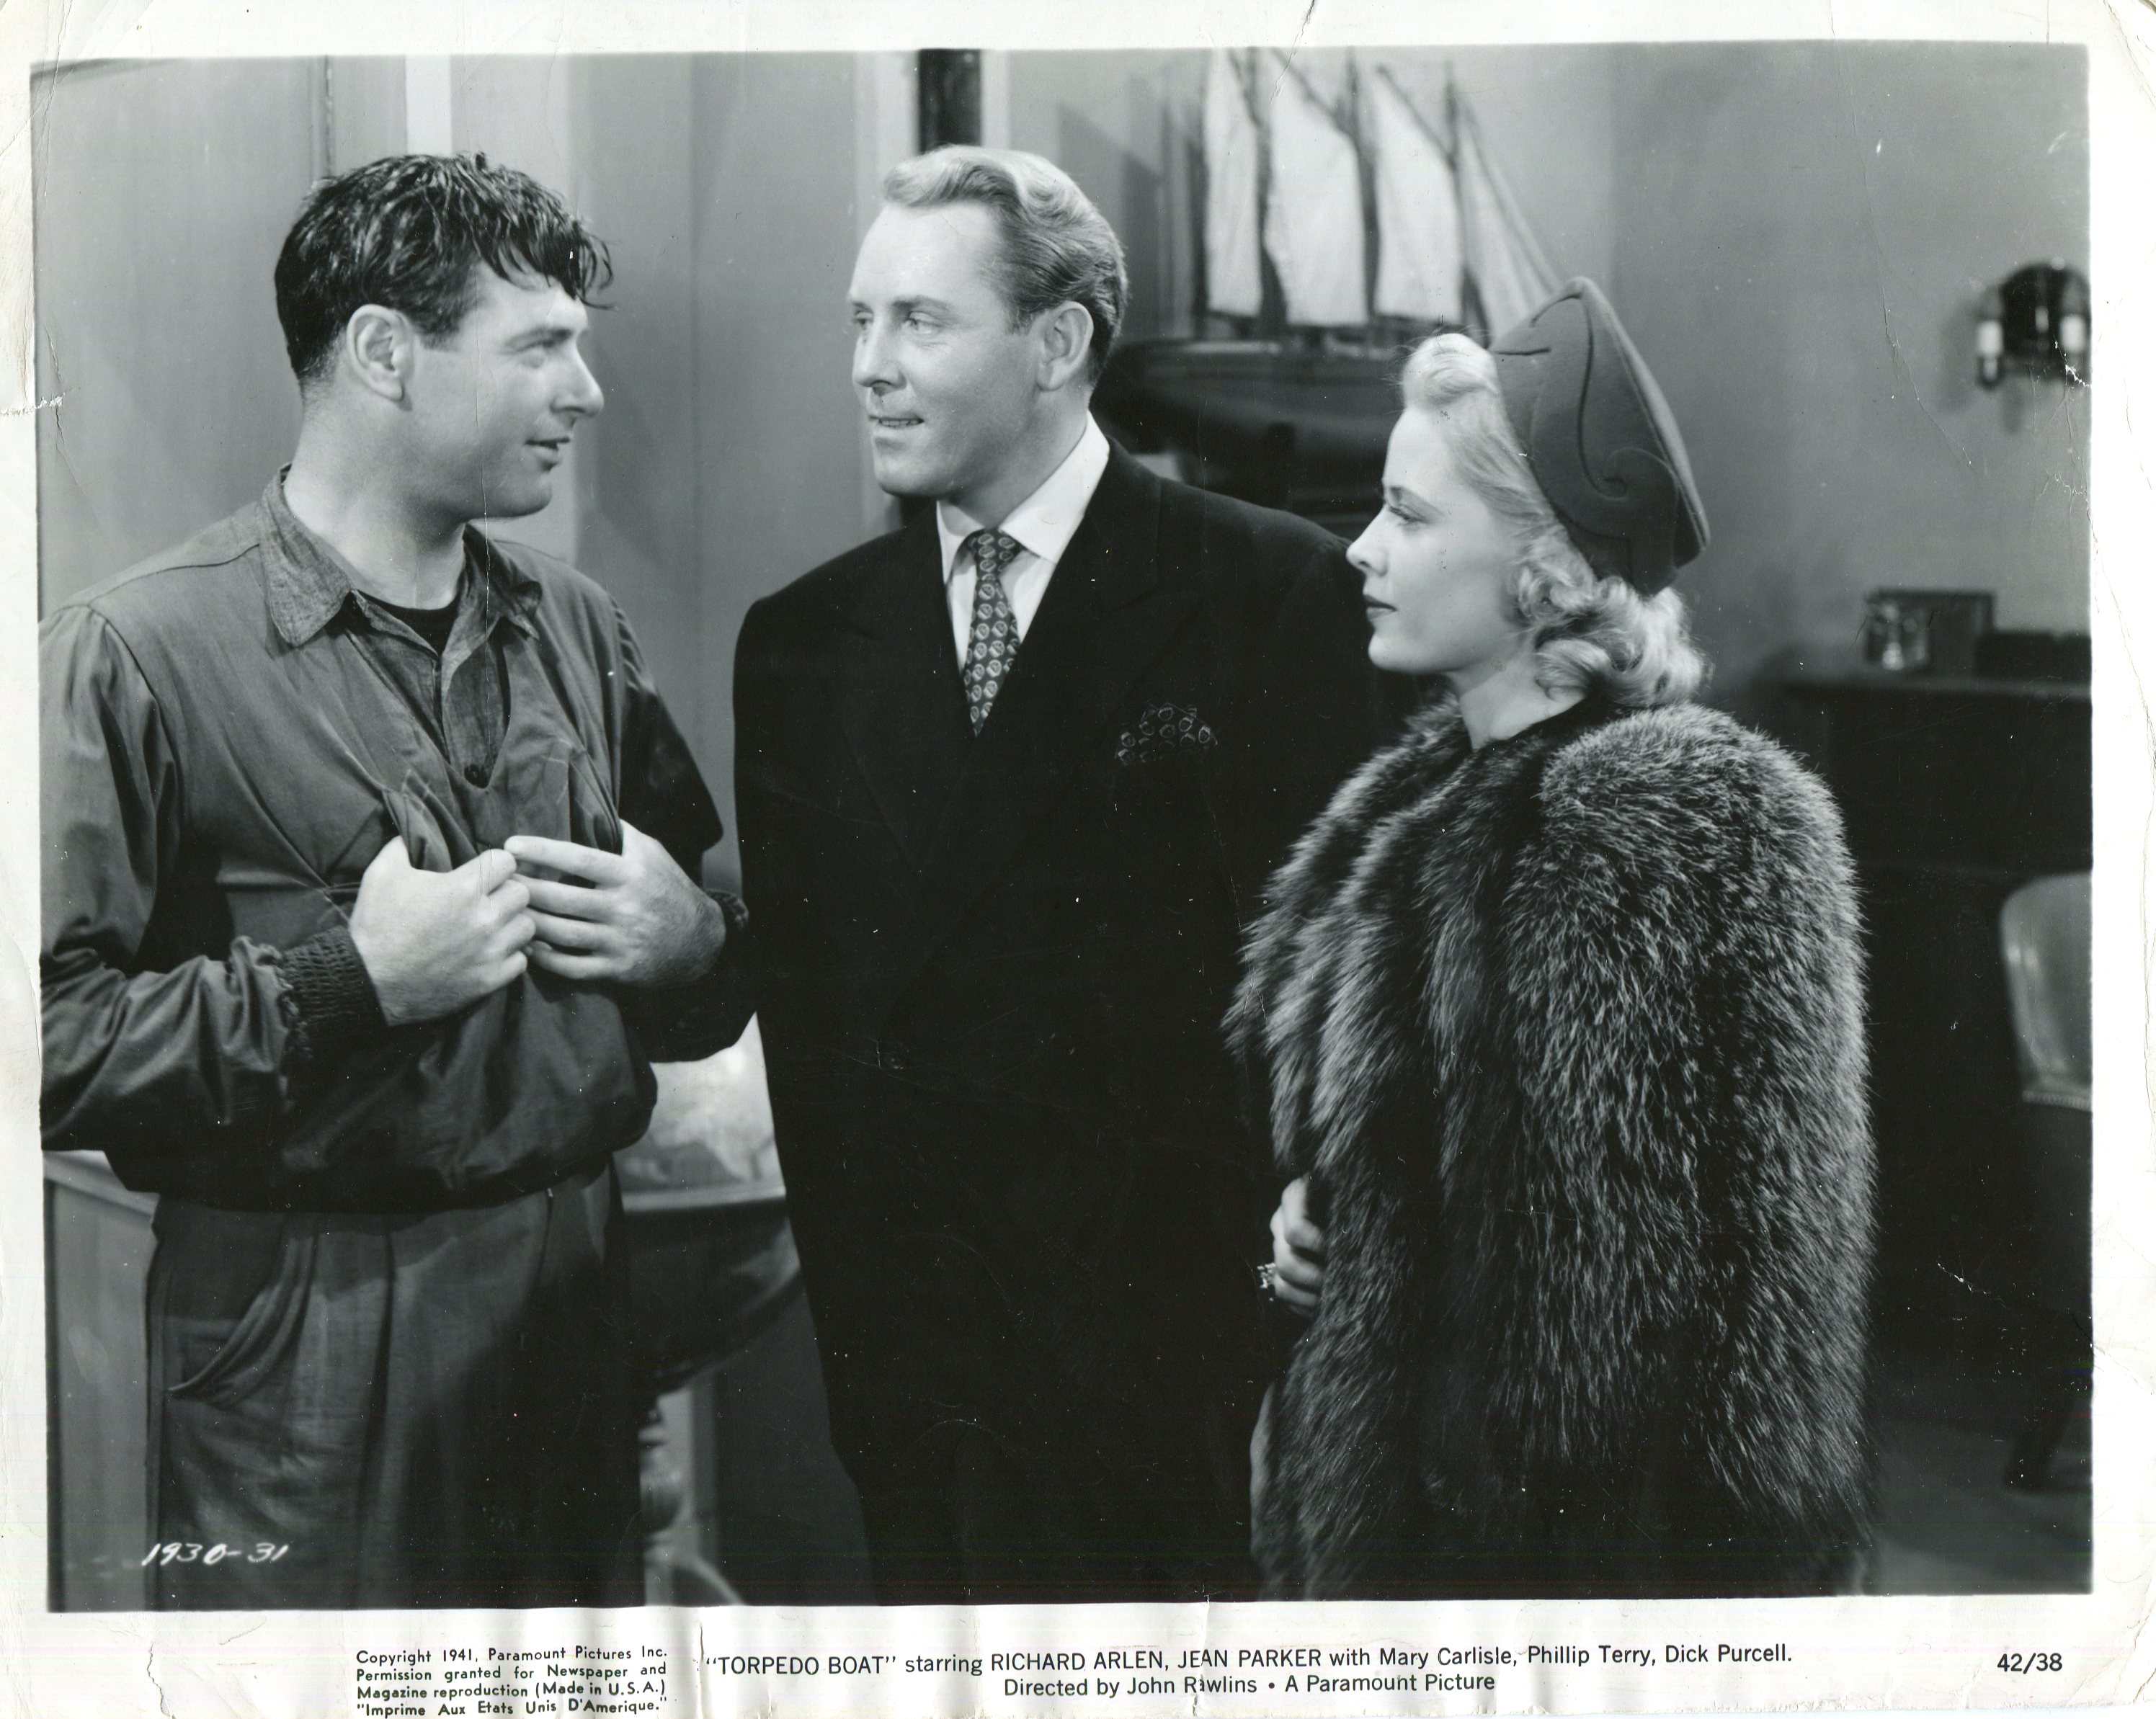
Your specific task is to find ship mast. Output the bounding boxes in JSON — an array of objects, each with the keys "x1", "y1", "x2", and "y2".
[
  {"x1": 1196, "y1": 51, "x2": 1563, "y2": 347},
  {"x1": 1199, "y1": 49, "x2": 1265, "y2": 328},
  {"x1": 1449, "y1": 76, "x2": 1563, "y2": 339}
]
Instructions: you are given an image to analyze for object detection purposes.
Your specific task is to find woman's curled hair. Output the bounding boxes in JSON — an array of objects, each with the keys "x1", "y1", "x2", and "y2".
[{"x1": 1400, "y1": 333, "x2": 1706, "y2": 708}]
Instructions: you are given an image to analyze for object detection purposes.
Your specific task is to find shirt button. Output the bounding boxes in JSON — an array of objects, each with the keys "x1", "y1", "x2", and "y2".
[{"x1": 881, "y1": 1044, "x2": 909, "y2": 1075}]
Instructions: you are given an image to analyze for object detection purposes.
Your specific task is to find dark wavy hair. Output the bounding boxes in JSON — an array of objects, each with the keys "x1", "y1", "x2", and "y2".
[
  {"x1": 882, "y1": 146, "x2": 1126, "y2": 383},
  {"x1": 274, "y1": 153, "x2": 612, "y2": 390}
]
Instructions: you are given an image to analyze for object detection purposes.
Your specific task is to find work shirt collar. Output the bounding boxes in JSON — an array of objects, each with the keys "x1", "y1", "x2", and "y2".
[{"x1": 259, "y1": 471, "x2": 543, "y2": 649}]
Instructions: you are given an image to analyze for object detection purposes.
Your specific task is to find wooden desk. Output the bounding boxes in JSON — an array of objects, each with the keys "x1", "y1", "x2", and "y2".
[{"x1": 1776, "y1": 650, "x2": 2090, "y2": 1323}]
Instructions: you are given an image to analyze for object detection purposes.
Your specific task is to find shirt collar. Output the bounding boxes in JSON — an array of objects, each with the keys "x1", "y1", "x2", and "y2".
[
  {"x1": 935, "y1": 414, "x2": 1113, "y2": 582},
  {"x1": 257, "y1": 471, "x2": 543, "y2": 647}
]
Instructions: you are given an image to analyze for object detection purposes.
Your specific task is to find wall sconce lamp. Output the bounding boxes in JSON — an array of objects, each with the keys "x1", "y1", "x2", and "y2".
[{"x1": 1977, "y1": 261, "x2": 2090, "y2": 388}]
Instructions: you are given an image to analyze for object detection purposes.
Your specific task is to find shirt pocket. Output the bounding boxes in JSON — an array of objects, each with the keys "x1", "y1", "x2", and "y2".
[
  {"x1": 380, "y1": 781, "x2": 464, "y2": 872},
  {"x1": 478, "y1": 733, "x2": 621, "y2": 857},
  {"x1": 311, "y1": 800, "x2": 396, "y2": 923},
  {"x1": 564, "y1": 746, "x2": 623, "y2": 856},
  {"x1": 303, "y1": 792, "x2": 450, "y2": 932}
]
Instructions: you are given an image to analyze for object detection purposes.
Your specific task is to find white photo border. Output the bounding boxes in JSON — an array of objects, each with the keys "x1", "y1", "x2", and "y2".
[{"x1": 0, "y1": 3, "x2": 2147, "y2": 1715}]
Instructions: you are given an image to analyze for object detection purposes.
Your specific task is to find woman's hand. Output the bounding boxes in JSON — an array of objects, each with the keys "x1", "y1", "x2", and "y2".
[{"x1": 1268, "y1": 1177, "x2": 1327, "y2": 1316}]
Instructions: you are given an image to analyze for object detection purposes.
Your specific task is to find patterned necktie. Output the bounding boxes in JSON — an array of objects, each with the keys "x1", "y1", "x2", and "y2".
[{"x1": 960, "y1": 528, "x2": 1023, "y2": 733}]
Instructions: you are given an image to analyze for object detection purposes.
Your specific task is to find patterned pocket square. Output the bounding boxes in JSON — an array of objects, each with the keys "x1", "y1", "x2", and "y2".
[{"x1": 1116, "y1": 702, "x2": 1218, "y2": 767}]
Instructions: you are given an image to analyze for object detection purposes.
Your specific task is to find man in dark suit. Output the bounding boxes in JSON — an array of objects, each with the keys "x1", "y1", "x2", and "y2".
[{"x1": 733, "y1": 146, "x2": 1393, "y2": 1602}]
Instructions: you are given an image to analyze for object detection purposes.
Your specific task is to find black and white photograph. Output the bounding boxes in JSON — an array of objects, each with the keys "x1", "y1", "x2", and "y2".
[{"x1": 4, "y1": 0, "x2": 2151, "y2": 1713}]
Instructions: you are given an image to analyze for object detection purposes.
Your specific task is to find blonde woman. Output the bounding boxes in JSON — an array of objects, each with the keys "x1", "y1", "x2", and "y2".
[{"x1": 1233, "y1": 280, "x2": 1874, "y2": 1598}]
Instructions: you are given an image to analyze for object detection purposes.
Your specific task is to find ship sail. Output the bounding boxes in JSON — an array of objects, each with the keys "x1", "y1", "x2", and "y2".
[
  {"x1": 1112, "y1": 55, "x2": 1577, "y2": 534},
  {"x1": 1262, "y1": 58, "x2": 1368, "y2": 328},
  {"x1": 1368, "y1": 68, "x2": 1463, "y2": 323},
  {"x1": 1453, "y1": 94, "x2": 1561, "y2": 334},
  {"x1": 1201, "y1": 50, "x2": 1264, "y2": 320}
]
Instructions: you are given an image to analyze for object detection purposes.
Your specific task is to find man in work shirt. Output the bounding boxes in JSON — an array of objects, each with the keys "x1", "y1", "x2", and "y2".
[{"x1": 40, "y1": 153, "x2": 748, "y2": 1608}]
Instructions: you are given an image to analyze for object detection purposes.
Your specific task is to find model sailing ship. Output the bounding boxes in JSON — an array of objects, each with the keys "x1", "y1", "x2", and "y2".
[{"x1": 1095, "y1": 50, "x2": 1563, "y2": 534}]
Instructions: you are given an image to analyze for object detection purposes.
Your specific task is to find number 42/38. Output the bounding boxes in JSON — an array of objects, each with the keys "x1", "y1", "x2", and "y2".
[{"x1": 1998, "y1": 1652, "x2": 2063, "y2": 1674}]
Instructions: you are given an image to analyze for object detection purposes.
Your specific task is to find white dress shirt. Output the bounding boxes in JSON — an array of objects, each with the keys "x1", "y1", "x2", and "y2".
[{"x1": 935, "y1": 415, "x2": 1113, "y2": 669}]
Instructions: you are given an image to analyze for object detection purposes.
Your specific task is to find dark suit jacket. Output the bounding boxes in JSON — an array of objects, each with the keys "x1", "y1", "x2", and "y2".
[{"x1": 734, "y1": 449, "x2": 1395, "y2": 1593}]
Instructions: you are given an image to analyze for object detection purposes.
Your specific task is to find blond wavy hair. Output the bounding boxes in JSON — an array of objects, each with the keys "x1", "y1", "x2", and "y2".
[{"x1": 1399, "y1": 333, "x2": 1706, "y2": 708}]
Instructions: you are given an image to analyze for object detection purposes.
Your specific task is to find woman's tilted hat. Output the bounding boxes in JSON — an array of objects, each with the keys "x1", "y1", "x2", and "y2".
[{"x1": 1488, "y1": 277, "x2": 1709, "y2": 595}]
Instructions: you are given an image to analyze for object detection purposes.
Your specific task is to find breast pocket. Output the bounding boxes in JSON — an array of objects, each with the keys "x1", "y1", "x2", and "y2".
[
  {"x1": 319, "y1": 881, "x2": 362, "y2": 928},
  {"x1": 480, "y1": 735, "x2": 621, "y2": 857},
  {"x1": 273, "y1": 787, "x2": 461, "y2": 944},
  {"x1": 563, "y1": 747, "x2": 623, "y2": 856},
  {"x1": 380, "y1": 782, "x2": 465, "y2": 872},
  {"x1": 1103, "y1": 755, "x2": 1242, "y2": 932},
  {"x1": 291, "y1": 790, "x2": 453, "y2": 939}
]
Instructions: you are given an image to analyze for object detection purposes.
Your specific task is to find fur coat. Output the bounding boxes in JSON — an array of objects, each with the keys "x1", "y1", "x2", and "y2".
[{"x1": 1229, "y1": 693, "x2": 1874, "y2": 1599}]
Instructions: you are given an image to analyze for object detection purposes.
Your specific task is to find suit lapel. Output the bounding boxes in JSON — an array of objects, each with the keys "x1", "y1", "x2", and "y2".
[
  {"x1": 867, "y1": 452, "x2": 1201, "y2": 1021},
  {"x1": 834, "y1": 511, "x2": 974, "y2": 873}
]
